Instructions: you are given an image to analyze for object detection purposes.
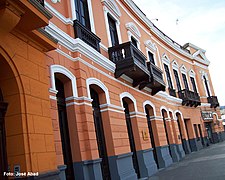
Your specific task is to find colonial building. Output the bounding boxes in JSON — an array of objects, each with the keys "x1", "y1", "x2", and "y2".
[{"x1": 0, "y1": 0, "x2": 224, "y2": 179}]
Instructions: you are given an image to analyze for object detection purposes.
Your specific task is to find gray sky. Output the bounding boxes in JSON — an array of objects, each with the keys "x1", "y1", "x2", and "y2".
[{"x1": 133, "y1": 0, "x2": 225, "y2": 106}]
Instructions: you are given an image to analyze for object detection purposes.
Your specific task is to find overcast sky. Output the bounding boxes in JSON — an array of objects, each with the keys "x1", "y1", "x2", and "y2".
[{"x1": 133, "y1": 0, "x2": 225, "y2": 106}]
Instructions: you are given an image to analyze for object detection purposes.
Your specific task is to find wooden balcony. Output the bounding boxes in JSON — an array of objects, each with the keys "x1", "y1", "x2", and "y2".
[
  {"x1": 169, "y1": 88, "x2": 176, "y2": 97},
  {"x1": 178, "y1": 89, "x2": 201, "y2": 107},
  {"x1": 139, "y1": 62, "x2": 165, "y2": 95},
  {"x1": 207, "y1": 96, "x2": 219, "y2": 108},
  {"x1": 74, "y1": 20, "x2": 101, "y2": 52},
  {"x1": 108, "y1": 42, "x2": 150, "y2": 87}
]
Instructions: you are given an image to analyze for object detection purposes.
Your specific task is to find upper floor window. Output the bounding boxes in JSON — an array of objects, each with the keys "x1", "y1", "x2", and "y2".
[
  {"x1": 148, "y1": 51, "x2": 155, "y2": 64},
  {"x1": 75, "y1": 0, "x2": 91, "y2": 30},
  {"x1": 190, "y1": 77, "x2": 197, "y2": 93},
  {"x1": 131, "y1": 36, "x2": 138, "y2": 48},
  {"x1": 173, "y1": 69, "x2": 181, "y2": 91},
  {"x1": 203, "y1": 75, "x2": 210, "y2": 97},
  {"x1": 108, "y1": 14, "x2": 119, "y2": 46},
  {"x1": 182, "y1": 73, "x2": 189, "y2": 90},
  {"x1": 164, "y1": 64, "x2": 173, "y2": 89}
]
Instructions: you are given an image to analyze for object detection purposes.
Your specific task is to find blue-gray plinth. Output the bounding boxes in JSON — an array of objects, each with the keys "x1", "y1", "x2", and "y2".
[
  {"x1": 218, "y1": 132, "x2": 223, "y2": 142},
  {"x1": 176, "y1": 144, "x2": 185, "y2": 159},
  {"x1": 212, "y1": 132, "x2": 219, "y2": 143},
  {"x1": 182, "y1": 139, "x2": 191, "y2": 154},
  {"x1": 108, "y1": 152, "x2": 137, "y2": 180},
  {"x1": 203, "y1": 137, "x2": 210, "y2": 147},
  {"x1": 189, "y1": 138, "x2": 198, "y2": 152},
  {"x1": 58, "y1": 165, "x2": 66, "y2": 180},
  {"x1": 155, "y1": 145, "x2": 173, "y2": 169},
  {"x1": 169, "y1": 144, "x2": 180, "y2": 162},
  {"x1": 221, "y1": 131, "x2": 225, "y2": 141},
  {"x1": 73, "y1": 158, "x2": 102, "y2": 180},
  {"x1": 136, "y1": 148, "x2": 158, "y2": 178}
]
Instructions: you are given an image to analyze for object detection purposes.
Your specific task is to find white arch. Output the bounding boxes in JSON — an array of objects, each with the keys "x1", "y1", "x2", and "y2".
[
  {"x1": 212, "y1": 112, "x2": 219, "y2": 120},
  {"x1": 174, "y1": 110, "x2": 184, "y2": 121},
  {"x1": 101, "y1": 0, "x2": 121, "y2": 18},
  {"x1": 143, "y1": 100, "x2": 156, "y2": 116},
  {"x1": 86, "y1": 78, "x2": 110, "y2": 104},
  {"x1": 50, "y1": 65, "x2": 78, "y2": 97},
  {"x1": 162, "y1": 54, "x2": 170, "y2": 64},
  {"x1": 126, "y1": 22, "x2": 141, "y2": 39},
  {"x1": 171, "y1": 59, "x2": 179, "y2": 69},
  {"x1": 120, "y1": 92, "x2": 137, "y2": 112},
  {"x1": 144, "y1": 40, "x2": 156, "y2": 52},
  {"x1": 160, "y1": 106, "x2": 169, "y2": 118},
  {"x1": 180, "y1": 64, "x2": 187, "y2": 73}
]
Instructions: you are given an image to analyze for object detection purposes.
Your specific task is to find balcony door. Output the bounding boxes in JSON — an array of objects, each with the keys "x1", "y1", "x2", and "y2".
[
  {"x1": 56, "y1": 78, "x2": 75, "y2": 180},
  {"x1": 0, "y1": 89, "x2": 8, "y2": 179},
  {"x1": 90, "y1": 88, "x2": 111, "y2": 180},
  {"x1": 123, "y1": 100, "x2": 140, "y2": 178},
  {"x1": 108, "y1": 15, "x2": 119, "y2": 46},
  {"x1": 182, "y1": 74, "x2": 189, "y2": 90},
  {"x1": 75, "y1": 0, "x2": 91, "y2": 29}
]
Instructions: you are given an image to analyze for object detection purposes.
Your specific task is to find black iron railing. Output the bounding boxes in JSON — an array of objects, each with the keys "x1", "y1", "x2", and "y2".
[
  {"x1": 36, "y1": 0, "x2": 44, "y2": 6},
  {"x1": 178, "y1": 89, "x2": 201, "y2": 107},
  {"x1": 207, "y1": 96, "x2": 219, "y2": 108},
  {"x1": 108, "y1": 42, "x2": 149, "y2": 86},
  {"x1": 169, "y1": 88, "x2": 176, "y2": 97},
  {"x1": 74, "y1": 20, "x2": 101, "y2": 52}
]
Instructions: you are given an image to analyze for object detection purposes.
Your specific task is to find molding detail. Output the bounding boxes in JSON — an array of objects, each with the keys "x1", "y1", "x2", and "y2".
[
  {"x1": 101, "y1": 0, "x2": 121, "y2": 18},
  {"x1": 120, "y1": 92, "x2": 137, "y2": 112},
  {"x1": 126, "y1": 22, "x2": 141, "y2": 39}
]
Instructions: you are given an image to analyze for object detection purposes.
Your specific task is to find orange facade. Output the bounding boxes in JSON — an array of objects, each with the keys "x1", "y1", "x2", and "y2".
[{"x1": 0, "y1": 0, "x2": 224, "y2": 179}]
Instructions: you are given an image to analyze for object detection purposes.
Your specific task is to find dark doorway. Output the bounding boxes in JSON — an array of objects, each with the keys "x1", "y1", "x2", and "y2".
[
  {"x1": 123, "y1": 100, "x2": 140, "y2": 178},
  {"x1": 205, "y1": 122, "x2": 213, "y2": 143},
  {"x1": 56, "y1": 78, "x2": 75, "y2": 180},
  {"x1": 176, "y1": 113, "x2": 186, "y2": 153},
  {"x1": 162, "y1": 110, "x2": 171, "y2": 157},
  {"x1": 90, "y1": 88, "x2": 111, "y2": 180},
  {"x1": 198, "y1": 124, "x2": 205, "y2": 146},
  {"x1": 145, "y1": 106, "x2": 158, "y2": 168},
  {"x1": 0, "y1": 88, "x2": 8, "y2": 180}
]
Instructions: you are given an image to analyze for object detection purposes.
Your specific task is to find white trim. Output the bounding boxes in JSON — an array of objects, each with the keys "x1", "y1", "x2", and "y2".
[
  {"x1": 103, "y1": 6, "x2": 122, "y2": 47},
  {"x1": 180, "y1": 65, "x2": 191, "y2": 90},
  {"x1": 160, "y1": 106, "x2": 169, "y2": 118},
  {"x1": 126, "y1": 22, "x2": 141, "y2": 39},
  {"x1": 143, "y1": 100, "x2": 156, "y2": 116},
  {"x1": 101, "y1": 0, "x2": 121, "y2": 18},
  {"x1": 99, "y1": 103, "x2": 125, "y2": 111},
  {"x1": 49, "y1": 95, "x2": 57, "y2": 100},
  {"x1": 120, "y1": 92, "x2": 137, "y2": 112},
  {"x1": 212, "y1": 113, "x2": 219, "y2": 120},
  {"x1": 174, "y1": 110, "x2": 184, "y2": 121},
  {"x1": 128, "y1": 31, "x2": 140, "y2": 49},
  {"x1": 45, "y1": 2, "x2": 73, "y2": 25},
  {"x1": 162, "y1": 55, "x2": 175, "y2": 89},
  {"x1": 55, "y1": 49, "x2": 182, "y2": 106},
  {"x1": 172, "y1": 60, "x2": 183, "y2": 90},
  {"x1": 50, "y1": 65, "x2": 78, "y2": 97},
  {"x1": 65, "y1": 96, "x2": 93, "y2": 102},
  {"x1": 66, "y1": 102, "x2": 92, "y2": 107},
  {"x1": 200, "y1": 71, "x2": 212, "y2": 97},
  {"x1": 86, "y1": 77, "x2": 111, "y2": 104},
  {"x1": 87, "y1": 0, "x2": 96, "y2": 33},
  {"x1": 189, "y1": 69, "x2": 199, "y2": 93}
]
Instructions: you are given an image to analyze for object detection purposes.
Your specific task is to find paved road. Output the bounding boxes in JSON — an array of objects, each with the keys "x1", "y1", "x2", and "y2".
[{"x1": 149, "y1": 142, "x2": 225, "y2": 180}]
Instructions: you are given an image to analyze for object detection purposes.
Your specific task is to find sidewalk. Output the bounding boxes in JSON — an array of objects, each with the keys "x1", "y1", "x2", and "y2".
[{"x1": 149, "y1": 142, "x2": 225, "y2": 180}]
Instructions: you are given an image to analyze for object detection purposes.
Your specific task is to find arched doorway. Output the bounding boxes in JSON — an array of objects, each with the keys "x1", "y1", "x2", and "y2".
[
  {"x1": 0, "y1": 88, "x2": 8, "y2": 179},
  {"x1": 122, "y1": 98, "x2": 140, "y2": 178},
  {"x1": 90, "y1": 86, "x2": 111, "y2": 180},
  {"x1": 55, "y1": 77, "x2": 75, "y2": 179},
  {"x1": 161, "y1": 109, "x2": 172, "y2": 157},
  {"x1": 145, "y1": 105, "x2": 158, "y2": 168}
]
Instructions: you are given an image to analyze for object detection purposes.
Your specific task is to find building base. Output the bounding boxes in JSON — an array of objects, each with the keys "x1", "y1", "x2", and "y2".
[
  {"x1": 169, "y1": 144, "x2": 180, "y2": 162},
  {"x1": 182, "y1": 139, "x2": 191, "y2": 154},
  {"x1": 155, "y1": 145, "x2": 173, "y2": 169},
  {"x1": 136, "y1": 148, "x2": 158, "y2": 178},
  {"x1": 212, "y1": 132, "x2": 219, "y2": 143},
  {"x1": 108, "y1": 152, "x2": 137, "y2": 180},
  {"x1": 221, "y1": 131, "x2": 225, "y2": 141},
  {"x1": 73, "y1": 158, "x2": 102, "y2": 180},
  {"x1": 176, "y1": 144, "x2": 185, "y2": 159}
]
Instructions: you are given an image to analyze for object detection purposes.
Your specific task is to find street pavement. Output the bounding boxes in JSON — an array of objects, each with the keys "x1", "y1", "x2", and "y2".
[{"x1": 149, "y1": 141, "x2": 225, "y2": 180}]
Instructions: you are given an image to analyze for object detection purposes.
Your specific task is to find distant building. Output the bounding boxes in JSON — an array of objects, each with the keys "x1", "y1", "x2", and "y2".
[{"x1": 0, "y1": 0, "x2": 224, "y2": 179}]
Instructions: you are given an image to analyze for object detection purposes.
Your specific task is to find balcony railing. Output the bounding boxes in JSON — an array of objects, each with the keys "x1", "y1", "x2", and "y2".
[
  {"x1": 169, "y1": 88, "x2": 176, "y2": 97},
  {"x1": 140, "y1": 62, "x2": 165, "y2": 95},
  {"x1": 74, "y1": 20, "x2": 101, "y2": 52},
  {"x1": 108, "y1": 42, "x2": 150, "y2": 87},
  {"x1": 207, "y1": 96, "x2": 219, "y2": 108},
  {"x1": 36, "y1": 0, "x2": 44, "y2": 6},
  {"x1": 178, "y1": 89, "x2": 201, "y2": 107}
]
